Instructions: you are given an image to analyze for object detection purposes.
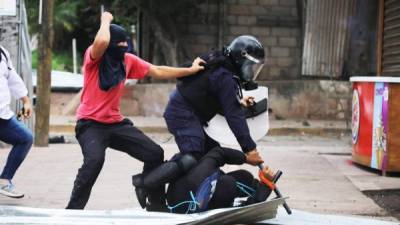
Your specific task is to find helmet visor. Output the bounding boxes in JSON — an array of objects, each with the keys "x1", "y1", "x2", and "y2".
[{"x1": 241, "y1": 59, "x2": 264, "y2": 81}]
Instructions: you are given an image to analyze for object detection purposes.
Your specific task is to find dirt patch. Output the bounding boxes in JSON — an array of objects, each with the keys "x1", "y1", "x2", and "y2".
[{"x1": 363, "y1": 189, "x2": 400, "y2": 220}]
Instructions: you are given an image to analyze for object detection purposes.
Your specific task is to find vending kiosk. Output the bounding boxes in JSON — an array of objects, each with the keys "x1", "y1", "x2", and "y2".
[{"x1": 350, "y1": 77, "x2": 400, "y2": 175}]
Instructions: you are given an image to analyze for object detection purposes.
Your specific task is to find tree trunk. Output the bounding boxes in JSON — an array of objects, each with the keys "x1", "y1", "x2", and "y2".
[
  {"x1": 139, "y1": 4, "x2": 187, "y2": 67},
  {"x1": 149, "y1": 17, "x2": 179, "y2": 66},
  {"x1": 34, "y1": 0, "x2": 54, "y2": 147}
]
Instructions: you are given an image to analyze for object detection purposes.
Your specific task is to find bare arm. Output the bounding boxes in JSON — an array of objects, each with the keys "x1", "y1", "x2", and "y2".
[
  {"x1": 20, "y1": 96, "x2": 32, "y2": 119},
  {"x1": 245, "y1": 150, "x2": 264, "y2": 166},
  {"x1": 147, "y1": 57, "x2": 205, "y2": 80},
  {"x1": 90, "y1": 12, "x2": 113, "y2": 60}
]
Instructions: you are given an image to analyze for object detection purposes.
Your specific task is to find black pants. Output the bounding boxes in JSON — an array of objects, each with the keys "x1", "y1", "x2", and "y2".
[
  {"x1": 166, "y1": 148, "x2": 255, "y2": 213},
  {"x1": 66, "y1": 119, "x2": 164, "y2": 209}
]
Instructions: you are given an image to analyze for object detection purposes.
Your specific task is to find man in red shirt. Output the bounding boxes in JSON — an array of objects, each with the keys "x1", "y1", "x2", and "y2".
[{"x1": 66, "y1": 12, "x2": 205, "y2": 210}]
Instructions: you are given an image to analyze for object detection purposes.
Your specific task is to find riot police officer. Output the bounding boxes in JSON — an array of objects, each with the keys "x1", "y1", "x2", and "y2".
[{"x1": 132, "y1": 35, "x2": 267, "y2": 211}]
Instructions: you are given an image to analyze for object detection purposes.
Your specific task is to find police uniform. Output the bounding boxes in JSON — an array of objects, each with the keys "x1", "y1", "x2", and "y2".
[
  {"x1": 133, "y1": 35, "x2": 266, "y2": 212},
  {"x1": 163, "y1": 51, "x2": 256, "y2": 158}
]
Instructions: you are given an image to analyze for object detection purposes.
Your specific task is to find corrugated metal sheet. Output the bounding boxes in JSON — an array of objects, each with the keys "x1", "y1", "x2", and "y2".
[
  {"x1": 302, "y1": 0, "x2": 354, "y2": 77},
  {"x1": 382, "y1": 0, "x2": 400, "y2": 76}
]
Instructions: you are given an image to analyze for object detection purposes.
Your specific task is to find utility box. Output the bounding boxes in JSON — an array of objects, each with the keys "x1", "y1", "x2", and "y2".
[{"x1": 350, "y1": 76, "x2": 400, "y2": 174}]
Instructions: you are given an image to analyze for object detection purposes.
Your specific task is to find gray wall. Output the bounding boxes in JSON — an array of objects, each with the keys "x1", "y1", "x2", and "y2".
[
  {"x1": 126, "y1": 81, "x2": 351, "y2": 120},
  {"x1": 179, "y1": 0, "x2": 302, "y2": 81},
  {"x1": 127, "y1": 0, "x2": 351, "y2": 120},
  {"x1": 0, "y1": 16, "x2": 19, "y2": 67}
]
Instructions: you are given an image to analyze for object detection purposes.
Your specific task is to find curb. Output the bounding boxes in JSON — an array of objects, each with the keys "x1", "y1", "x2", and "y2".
[
  {"x1": 50, "y1": 124, "x2": 350, "y2": 137},
  {"x1": 50, "y1": 125, "x2": 169, "y2": 134},
  {"x1": 268, "y1": 127, "x2": 351, "y2": 137}
]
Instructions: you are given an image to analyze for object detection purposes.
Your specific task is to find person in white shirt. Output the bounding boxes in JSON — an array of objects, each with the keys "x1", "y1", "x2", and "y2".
[{"x1": 0, "y1": 45, "x2": 33, "y2": 198}]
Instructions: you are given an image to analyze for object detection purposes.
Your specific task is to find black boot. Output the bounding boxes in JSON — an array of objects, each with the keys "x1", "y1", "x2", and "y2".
[
  {"x1": 146, "y1": 185, "x2": 168, "y2": 212},
  {"x1": 143, "y1": 154, "x2": 197, "y2": 187},
  {"x1": 132, "y1": 155, "x2": 197, "y2": 210},
  {"x1": 132, "y1": 174, "x2": 148, "y2": 209}
]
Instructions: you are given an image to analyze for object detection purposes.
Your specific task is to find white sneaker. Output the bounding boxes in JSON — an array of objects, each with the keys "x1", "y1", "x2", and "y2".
[{"x1": 0, "y1": 180, "x2": 24, "y2": 198}]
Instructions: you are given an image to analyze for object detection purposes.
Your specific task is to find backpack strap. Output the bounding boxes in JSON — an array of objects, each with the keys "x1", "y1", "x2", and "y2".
[{"x1": 0, "y1": 47, "x2": 12, "y2": 70}]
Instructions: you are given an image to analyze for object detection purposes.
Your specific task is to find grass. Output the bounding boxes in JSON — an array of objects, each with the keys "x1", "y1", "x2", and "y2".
[{"x1": 32, "y1": 50, "x2": 82, "y2": 72}]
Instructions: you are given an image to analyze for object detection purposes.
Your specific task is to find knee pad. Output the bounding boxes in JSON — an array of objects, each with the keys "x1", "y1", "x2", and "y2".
[
  {"x1": 143, "y1": 161, "x2": 179, "y2": 188},
  {"x1": 143, "y1": 154, "x2": 197, "y2": 188},
  {"x1": 176, "y1": 154, "x2": 197, "y2": 172}
]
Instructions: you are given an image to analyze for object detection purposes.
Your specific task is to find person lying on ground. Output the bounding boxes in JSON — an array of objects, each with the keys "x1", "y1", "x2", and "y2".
[{"x1": 133, "y1": 35, "x2": 267, "y2": 211}]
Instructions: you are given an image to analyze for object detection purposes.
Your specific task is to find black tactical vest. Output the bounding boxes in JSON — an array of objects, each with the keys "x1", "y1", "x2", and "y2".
[{"x1": 177, "y1": 51, "x2": 239, "y2": 124}]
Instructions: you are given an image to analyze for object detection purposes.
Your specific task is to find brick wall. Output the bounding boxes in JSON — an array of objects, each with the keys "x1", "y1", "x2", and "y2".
[
  {"x1": 0, "y1": 16, "x2": 19, "y2": 66},
  {"x1": 180, "y1": 0, "x2": 302, "y2": 81},
  {"x1": 119, "y1": 81, "x2": 351, "y2": 120},
  {"x1": 57, "y1": 80, "x2": 351, "y2": 120}
]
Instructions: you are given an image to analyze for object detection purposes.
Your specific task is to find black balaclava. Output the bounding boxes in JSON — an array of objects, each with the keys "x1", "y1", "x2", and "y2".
[{"x1": 99, "y1": 24, "x2": 129, "y2": 91}]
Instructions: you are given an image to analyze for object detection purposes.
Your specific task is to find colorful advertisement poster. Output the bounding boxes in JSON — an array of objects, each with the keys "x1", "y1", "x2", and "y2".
[
  {"x1": 371, "y1": 82, "x2": 388, "y2": 170},
  {"x1": 351, "y1": 90, "x2": 360, "y2": 144}
]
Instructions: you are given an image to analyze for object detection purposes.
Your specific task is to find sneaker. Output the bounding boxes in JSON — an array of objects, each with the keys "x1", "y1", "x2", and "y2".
[{"x1": 0, "y1": 180, "x2": 24, "y2": 198}]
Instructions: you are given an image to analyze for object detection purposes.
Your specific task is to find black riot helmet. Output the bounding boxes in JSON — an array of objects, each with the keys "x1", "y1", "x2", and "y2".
[{"x1": 225, "y1": 35, "x2": 265, "y2": 89}]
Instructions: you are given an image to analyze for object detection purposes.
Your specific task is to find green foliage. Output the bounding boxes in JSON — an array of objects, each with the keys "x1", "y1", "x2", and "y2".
[
  {"x1": 109, "y1": 0, "x2": 138, "y2": 28},
  {"x1": 25, "y1": 0, "x2": 204, "y2": 68},
  {"x1": 27, "y1": 1, "x2": 85, "y2": 51},
  {"x1": 26, "y1": 0, "x2": 138, "y2": 54},
  {"x1": 31, "y1": 50, "x2": 37, "y2": 69},
  {"x1": 32, "y1": 50, "x2": 82, "y2": 72},
  {"x1": 26, "y1": 0, "x2": 82, "y2": 40}
]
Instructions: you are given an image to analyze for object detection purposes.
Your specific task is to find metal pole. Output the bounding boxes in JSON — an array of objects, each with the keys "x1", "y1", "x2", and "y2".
[
  {"x1": 137, "y1": 10, "x2": 141, "y2": 57},
  {"x1": 217, "y1": 0, "x2": 225, "y2": 49},
  {"x1": 16, "y1": 0, "x2": 22, "y2": 75},
  {"x1": 38, "y1": 0, "x2": 42, "y2": 24},
  {"x1": 72, "y1": 38, "x2": 77, "y2": 74},
  {"x1": 376, "y1": 0, "x2": 384, "y2": 76},
  {"x1": 258, "y1": 164, "x2": 292, "y2": 215},
  {"x1": 16, "y1": 0, "x2": 22, "y2": 114}
]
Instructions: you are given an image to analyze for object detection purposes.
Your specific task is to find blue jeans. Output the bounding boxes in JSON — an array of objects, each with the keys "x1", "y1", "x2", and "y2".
[{"x1": 0, "y1": 116, "x2": 33, "y2": 180}]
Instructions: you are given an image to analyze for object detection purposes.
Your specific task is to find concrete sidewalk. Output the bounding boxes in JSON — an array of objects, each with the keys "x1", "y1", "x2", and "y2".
[
  {"x1": 0, "y1": 135, "x2": 398, "y2": 222},
  {"x1": 49, "y1": 115, "x2": 351, "y2": 137}
]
